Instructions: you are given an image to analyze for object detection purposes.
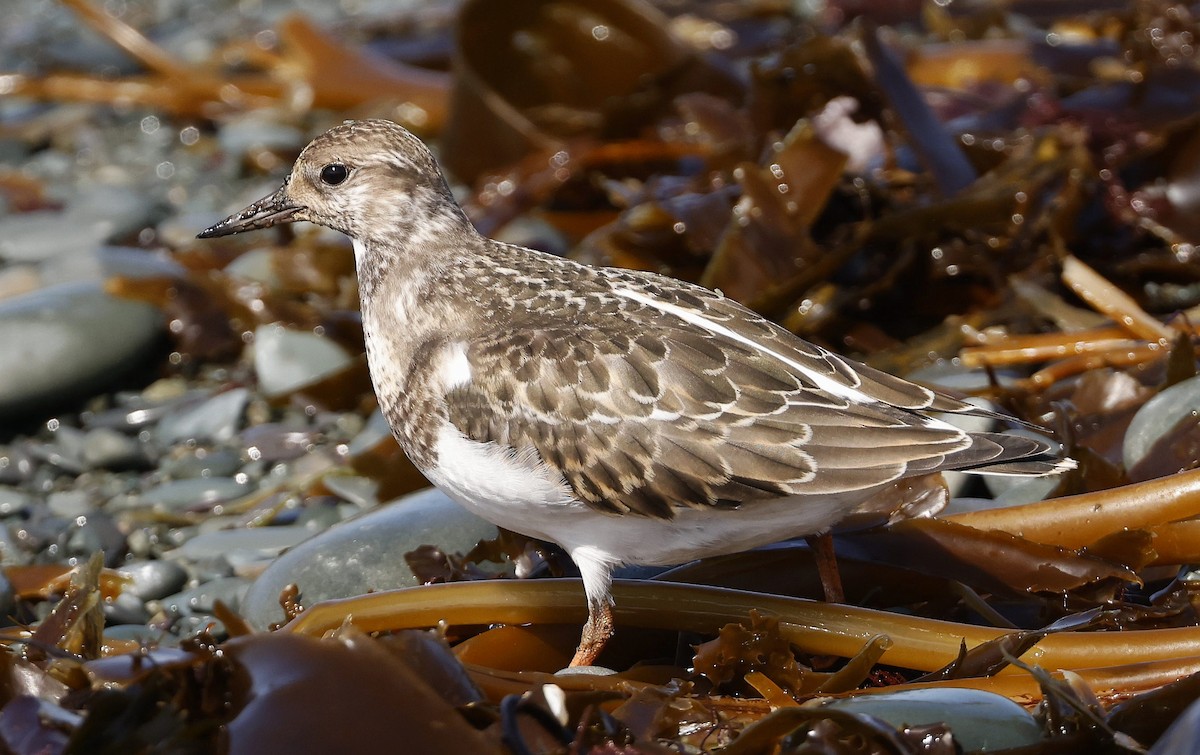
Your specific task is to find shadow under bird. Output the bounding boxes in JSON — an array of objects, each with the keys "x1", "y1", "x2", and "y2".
[{"x1": 199, "y1": 119, "x2": 1073, "y2": 667}]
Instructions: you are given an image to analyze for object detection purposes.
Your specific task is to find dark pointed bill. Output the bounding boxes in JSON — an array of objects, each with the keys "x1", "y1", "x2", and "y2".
[{"x1": 196, "y1": 188, "x2": 302, "y2": 238}]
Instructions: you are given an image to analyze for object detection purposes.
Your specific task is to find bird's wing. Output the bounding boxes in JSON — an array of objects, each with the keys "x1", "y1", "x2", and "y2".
[{"x1": 442, "y1": 278, "x2": 1056, "y2": 518}]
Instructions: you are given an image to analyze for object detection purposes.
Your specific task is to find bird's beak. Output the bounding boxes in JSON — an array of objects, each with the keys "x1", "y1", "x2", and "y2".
[{"x1": 197, "y1": 186, "x2": 304, "y2": 238}]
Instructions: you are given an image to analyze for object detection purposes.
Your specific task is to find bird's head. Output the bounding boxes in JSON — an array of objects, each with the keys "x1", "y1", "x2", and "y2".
[{"x1": 198, "y1": 119, "x2": 463, "y2": 244}]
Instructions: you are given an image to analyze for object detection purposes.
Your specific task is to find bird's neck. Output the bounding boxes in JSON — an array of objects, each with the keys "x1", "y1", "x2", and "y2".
[{"x1": 351, "y1": 211, "x2": 499, "y2": 427}]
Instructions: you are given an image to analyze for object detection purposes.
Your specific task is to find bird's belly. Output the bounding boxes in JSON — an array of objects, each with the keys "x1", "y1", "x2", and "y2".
[
  {"x1": 419, "y1": 423, "x2": 585, "y2": 544},
  {"x1": 420, "y1": 422, "x2": 865, "y2": 567}
]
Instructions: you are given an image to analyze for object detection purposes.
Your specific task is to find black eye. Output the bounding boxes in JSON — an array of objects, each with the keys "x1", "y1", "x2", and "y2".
[{"x1": 320, "y1": 163, "x2": 349, "y2": 186}]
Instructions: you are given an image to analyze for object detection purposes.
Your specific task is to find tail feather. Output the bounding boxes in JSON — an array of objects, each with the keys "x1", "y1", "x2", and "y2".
[{"x1": 940, "y1": 430, "x2": 1075, "y2": 477}]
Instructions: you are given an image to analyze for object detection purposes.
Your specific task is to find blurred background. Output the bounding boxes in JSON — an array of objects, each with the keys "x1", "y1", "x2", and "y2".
[{"x1": 2, "y1": 0, "x2": 1200, "y2": 749}]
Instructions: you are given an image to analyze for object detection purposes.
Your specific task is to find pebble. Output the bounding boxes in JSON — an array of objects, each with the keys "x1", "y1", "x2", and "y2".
[
  {"x1": 170, "y1": 526, "x2": 313, "y2": 569},
  {"x1": 159, "y1": 448, "x2": 244, "y2": 480},
  {"x1": 81, "y1": 427, "x2": 149, "y2": 469},
  {"x1": 253, "y1": 325, "x2": 354, "y2": 397},
  {"x1": 347, "y1": 408, "x2": 393, "y2": 456},
  {"x1": 295, "y1": 500, "x2": 346, "y2": 531},
  {"x1": 46, "y1": 491, "x2": 93, "y2": 519},
  {"x1": 0, "y1": 487, "x2": 34, "y2": 517},
  {"x1": 240, "y1": 423, "x2": 315, "y2": 463},
  {"x1": 117, "y1": 559, "x2": 190, "y2": 601},
  {"x1": 103, "y1": 623, "x2": 169, "y2": 646},
  {"x1": 224, "y1": 248, "x2": 282, "y2": 286},
  {"x1": 819, "y1": 688, "x2": 1043, "y2": 751},
  {"x1": 139, "y1": 477, "x2": 254, "y2": 512},
  {"x1": 158, "y1": 576, "x2": 251, "y2": 616},
  {"x1": 241, "y1": 488, "x2": 499, "y2": 629},
  {"x1": 320, "y1": 475, "x2": 379, "y2": 509},
  {"x1": 0, "y1": 282, "x2": 163, "y2": 417},
  {"x1": 157, "y1": 388, "x2": 251, "y2": 446},
  {"x1": 0, "y1": 211, "x2": 114, "y2": 263},
  {"x1": 65, "y1": 512, "x2": 127, "y2": 566},
  {"x1": 105, "y1": 591, "x2": 152, "y2": 625},
  {"x1": 1123, "y1": 374, "x2": 1200, "y2": 472}
]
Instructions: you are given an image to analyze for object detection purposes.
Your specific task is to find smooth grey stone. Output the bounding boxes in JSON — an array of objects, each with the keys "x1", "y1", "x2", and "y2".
[
  {"x1": 320, "y1": 475, "x2": 379, "y2": 509},
  {"x1": 158, "y1": 448, "x2": 243, "y2": 480},
  {"x1": 157, "y1": 388, "x2": 250, "y2": 446},
  {"x1": 95, "y1": 246, "x2": 186, "y2": 279},
  {"x1": 81, "y1": 427, "x2": 148, "y2": 469},
  {"x1": 906, "y1": 363, "x2": 1018, "y2": 392},
  {"x1": 26, "y1": 439, "x2": 86, "y2": 475},
  {"x1": 295, "y1": 500, "x2": 344, "y2": 531},
  {"x1": 820, "y1": 688, "x2": 1042, "y2": 751},
  {"x1": 240, "y1": 423, "x2": 314, "y2": 463},
  {"x1": 104, "y1": 623, "x2": 172, "y2": 646},
  {"x1": 0, "y1": 447, "x2": 35, "y2": 484},
  {"x1": 51, "y1": 426, "x2": 88, "y2": 467},
  {"x1": 65, "y1": 512, "x2": 126, "y2": 566},
  {"x1": 242, "y1": 487, "x2": 499, "y2": 629},
  {"x1": 46, "y1": 490, "x2": 92, "y2": 519},
  {"x1": 347, "y1": 408, "x2": 392, "y2": 456},
  {"x1": 118, "y1": 559, "x2": 189, "y2": 601},
  {"x1": 985, "y1": 474, "x2": 1062, "y2": 507},
  {"x1": 158, "y1": 576, "x2": 250, "y2": 615},
  {"x1": 125, "y1": 528, "x2": 154, "y2": 559},
  {"x1": 104, "y1": 591, "x2": 151, "y2": 625},
  {"x1": 170, "y1": 526, "x2": 311, "y2": 566},
  {"x1": 223, "y1": 248, "x2": 281, "y2": 286},
  {"x1": 139, "y1": 477, "x2": 252, "y2": 512},
  {"x1": 68, "y1": 184, "x2": 162, "y2": 243},
  {"x1": 39, "y1": 245, "x2": 185, "y2": 288},
  {"x1": 0, "y1": 210, "x2": 112, "y2": 262},
  {"x1": 1124, "y1": 374, "x2": 1200, "y2": 471},
  {"x1": 0, "y1": 525, "x2": 25, "y2": 566},
  {"x1": 0, "y1": 282, "x2": 163, "y2": 417},
  {"x1": 171, "y1": 613, "x2": 227, "y2": 641},
  {"x1": 938, "y1": 496, "x2": 1015, "y2": 517},
  {"x1": 0, "y1": 487, "x2": 33, "y2": 517},
  {"x1": 84, "y1": 393, "x2": 195, "y2": 430},
  {"x1": 187, "y1": 555, "x2": 235, "y2": 584},
  {"x1": 253, "y1": 324, "x2": 354, "y2": 397}
]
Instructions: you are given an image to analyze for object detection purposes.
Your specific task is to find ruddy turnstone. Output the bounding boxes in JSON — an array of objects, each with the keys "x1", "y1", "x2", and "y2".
[{"x1": 200, "y1": 120, "x2": 1073, "y2": 666}]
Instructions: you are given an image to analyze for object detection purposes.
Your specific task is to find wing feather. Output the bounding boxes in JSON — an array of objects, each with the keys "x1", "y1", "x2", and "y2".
[{"x1": 441, "y1": 276, "x2": 1065, "y2": 519}]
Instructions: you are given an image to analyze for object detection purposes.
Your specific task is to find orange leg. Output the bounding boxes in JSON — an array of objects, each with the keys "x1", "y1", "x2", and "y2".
[
  {"x1": 569, "y1": 600, "x2": 614, "y2": 667},
  {"x1": 805, "y1": 533, "x2": 845, "y2": 604}
]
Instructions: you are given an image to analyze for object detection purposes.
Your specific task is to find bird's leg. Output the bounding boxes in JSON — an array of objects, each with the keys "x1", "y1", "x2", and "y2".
[
  {"x1": 805, "y1": 533, "x2": 845, "y2": 604},
  {"x1": 569, "y1": 547, "x2": 617, "y2": 667},
  {"x1": 570, "y1": 599, "x2": 614, "y2": 667}
]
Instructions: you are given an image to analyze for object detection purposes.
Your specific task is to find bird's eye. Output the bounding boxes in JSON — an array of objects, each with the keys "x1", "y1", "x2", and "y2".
[{"x1": 320, "y1": 163, "x2": 349, "y2": 186}]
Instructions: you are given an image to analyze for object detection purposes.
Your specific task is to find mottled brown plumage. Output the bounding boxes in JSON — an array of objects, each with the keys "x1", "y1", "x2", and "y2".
[{"x1": 200, "y1": 119, "x2": 1073, "y2": 667}]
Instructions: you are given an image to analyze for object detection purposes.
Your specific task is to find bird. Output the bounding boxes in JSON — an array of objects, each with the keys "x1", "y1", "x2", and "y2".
[{"x1": 199, "y1": 119, "x2": 1073, "y2": 667}]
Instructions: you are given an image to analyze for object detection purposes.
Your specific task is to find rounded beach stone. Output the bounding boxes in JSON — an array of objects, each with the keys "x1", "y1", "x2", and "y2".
[{"x1": 242, "y1": 487, "x2": 498, "y2": 629}]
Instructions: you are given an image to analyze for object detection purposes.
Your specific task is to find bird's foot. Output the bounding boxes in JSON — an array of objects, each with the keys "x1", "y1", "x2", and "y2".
[{"x1": 569, "y1": 601, "x2": 614, "y2": 667}]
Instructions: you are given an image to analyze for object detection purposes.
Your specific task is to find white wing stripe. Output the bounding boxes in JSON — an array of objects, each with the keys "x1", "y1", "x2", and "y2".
[
  {"x1": 611, "y1": 287, "x2": 966, "y2": 437},
  {"x1": 612, "y1": 288, "x2": 877, "y2": 404}
]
